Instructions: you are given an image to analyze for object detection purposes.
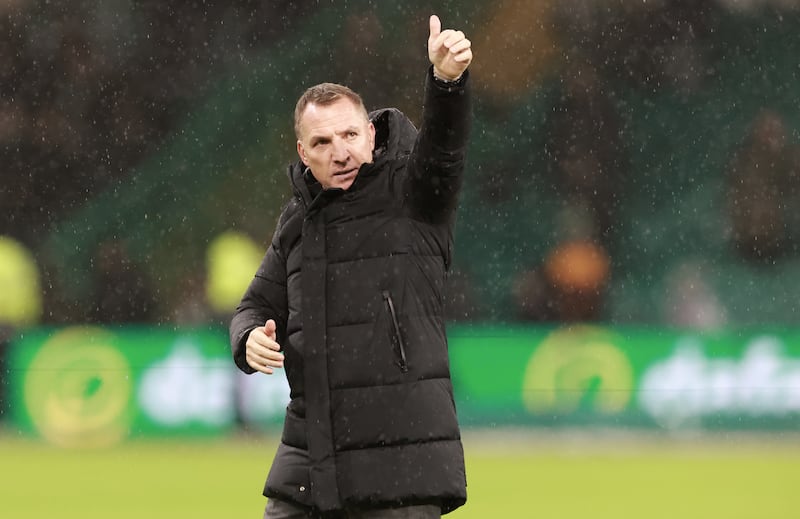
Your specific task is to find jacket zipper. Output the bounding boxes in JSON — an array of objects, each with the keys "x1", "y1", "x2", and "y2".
[{"x1": 382, "y1": 290, "x2": 409, "y2": 372}]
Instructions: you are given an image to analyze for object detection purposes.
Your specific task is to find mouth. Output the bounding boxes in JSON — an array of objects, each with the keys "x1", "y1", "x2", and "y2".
[
  {"x1": 332, "y1": 168, "x2": 359, "y2": 185},
  {"x1": 333, "y1": 168, "x2": 357, "y2": 177}
]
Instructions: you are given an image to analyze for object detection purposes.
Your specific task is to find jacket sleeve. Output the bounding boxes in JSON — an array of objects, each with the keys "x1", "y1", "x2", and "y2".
[
  {"x1": 229, "y1": 212, "x2": 290, "y2": 374},
  {"x1": 406, "y1": 66, "x2": 472, "y2": 224}
]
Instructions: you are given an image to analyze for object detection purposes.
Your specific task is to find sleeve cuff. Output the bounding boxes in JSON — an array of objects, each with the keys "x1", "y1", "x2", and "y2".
[{"x1": 430, "y1": 66, "x2": 468, "y2": 90}]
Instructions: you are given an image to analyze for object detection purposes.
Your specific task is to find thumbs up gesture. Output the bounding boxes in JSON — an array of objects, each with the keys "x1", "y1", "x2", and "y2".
[
  {"x1": 245, "y1": 319, "x2": 285, "y2": 375},
  {"x1": 427, "y1": 14, "x2": 473, "y2": 81}
]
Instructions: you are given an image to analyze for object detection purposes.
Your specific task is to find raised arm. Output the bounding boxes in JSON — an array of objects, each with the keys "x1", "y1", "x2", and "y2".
[{"x1": 407, "y1": 15, "x2": 473, "y2": 224}]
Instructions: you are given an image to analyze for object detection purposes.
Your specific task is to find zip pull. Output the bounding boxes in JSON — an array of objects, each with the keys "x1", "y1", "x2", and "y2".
[{"x1": 382, "y1": 290, "x2": 409, "y2": 372}]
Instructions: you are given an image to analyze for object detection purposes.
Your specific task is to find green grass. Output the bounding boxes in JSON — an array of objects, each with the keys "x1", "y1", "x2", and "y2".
[
  {"x1": 457, "y1": 431, "x2": 800, "y2": 518},
  {"x1": 1, "y1": 429, "x2": 798, "y2": 518}
]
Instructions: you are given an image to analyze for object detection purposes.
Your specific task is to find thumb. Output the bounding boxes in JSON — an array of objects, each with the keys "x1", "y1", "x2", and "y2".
[
  {"x1": 264, "y1": 319, "x2": 277, "y2": 340},
  {"x1": 428, "y1": 14, "x2": 441, "y2": 43}
]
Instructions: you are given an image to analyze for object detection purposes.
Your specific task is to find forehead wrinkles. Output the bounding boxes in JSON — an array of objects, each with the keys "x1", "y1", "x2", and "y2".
[{"x1": 299, "y1": 100, "x2": 367, "y2": 140}]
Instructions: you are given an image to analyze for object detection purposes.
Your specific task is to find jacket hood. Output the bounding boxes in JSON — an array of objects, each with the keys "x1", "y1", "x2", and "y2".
[
  {"x1": 368, "y1": 107, "x2": 418, "y2": 161},
  {"x1": 288, "y1": 107, "x2": 418, "y2": 202}
]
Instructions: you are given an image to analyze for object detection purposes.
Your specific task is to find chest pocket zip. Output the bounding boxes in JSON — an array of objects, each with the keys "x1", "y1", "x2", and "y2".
[{"x1": 381, "y1": 290, "x2": 409, "y2": 373}]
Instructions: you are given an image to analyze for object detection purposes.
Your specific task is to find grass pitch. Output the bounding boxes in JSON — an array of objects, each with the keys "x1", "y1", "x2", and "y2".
[{"x1": 1, "y1": 429, "x2": 798, "y2": 518}]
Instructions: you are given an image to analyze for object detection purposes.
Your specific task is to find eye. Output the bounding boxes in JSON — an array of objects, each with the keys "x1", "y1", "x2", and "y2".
[{"x1": 347, "y1": 131, "x2": 358, "y2": 138}]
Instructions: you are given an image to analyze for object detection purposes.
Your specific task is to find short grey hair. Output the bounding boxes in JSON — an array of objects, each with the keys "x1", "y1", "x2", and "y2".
[{"x1": 294, "y1": 82, "x2": 369, "y2": 139}]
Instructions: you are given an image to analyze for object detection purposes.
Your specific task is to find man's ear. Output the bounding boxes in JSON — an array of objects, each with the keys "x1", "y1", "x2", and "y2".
[
  {"x1": 369, "y1": 122, "x2": 376, "y2": 150},
  {"x1": 297, "y1": 140, "x2": 308, "y2": 165}
]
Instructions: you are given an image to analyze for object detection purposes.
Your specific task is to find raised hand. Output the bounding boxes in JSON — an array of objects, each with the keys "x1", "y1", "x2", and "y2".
[{"x1": 427, "y1": 14, "x2": 473, "y2": 81}]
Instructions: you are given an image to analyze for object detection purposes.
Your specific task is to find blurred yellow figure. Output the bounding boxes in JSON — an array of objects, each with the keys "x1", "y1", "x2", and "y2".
[
  {"x1": 0, "y1": 235, "x2": 42, "y2": 327},
  {"x1": 205, "y1": 231, "x2": 264, "y2": 315}
]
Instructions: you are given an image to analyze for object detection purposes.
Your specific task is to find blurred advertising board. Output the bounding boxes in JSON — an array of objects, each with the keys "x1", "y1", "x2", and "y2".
[
  {"x1": 5, "y1": 324, "x2": 800, "y2": 447},
  {"x1": 5, "y1": 326, "x2": 289, "y2": 447},
  {"x1": 448, "y1": 324, "x2": 800, "y2": 430}
]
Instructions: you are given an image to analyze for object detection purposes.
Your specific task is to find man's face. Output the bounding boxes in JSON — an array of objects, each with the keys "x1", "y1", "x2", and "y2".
[{"x1": 297, "y1": 98, "x2": 376, "y2": 190}]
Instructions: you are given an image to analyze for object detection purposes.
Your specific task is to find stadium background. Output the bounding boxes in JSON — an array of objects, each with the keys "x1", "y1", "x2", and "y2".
[{"x1": 2, "y1": 1, "x2": 800, "y2": 517}]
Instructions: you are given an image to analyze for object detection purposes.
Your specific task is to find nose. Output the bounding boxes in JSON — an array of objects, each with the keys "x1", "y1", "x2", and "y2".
[{"x1": 331, "y1": 138, "x2": 349, "y2": 163}]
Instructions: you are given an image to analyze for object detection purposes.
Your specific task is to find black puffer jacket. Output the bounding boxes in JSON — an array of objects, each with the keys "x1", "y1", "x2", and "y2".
[{"x1": 230, "y1": 69, "x2": 470, "y2": 514}]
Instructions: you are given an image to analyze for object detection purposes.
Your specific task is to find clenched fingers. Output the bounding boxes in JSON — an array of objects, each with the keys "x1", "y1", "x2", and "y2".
[{"x1": 245, "y1": 328, "x2": 284, "y2": 375}]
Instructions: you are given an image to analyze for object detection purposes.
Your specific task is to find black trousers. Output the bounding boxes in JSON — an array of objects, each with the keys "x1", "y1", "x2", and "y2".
[{"x1": 264, "y1": 498, "x2": 441, "y2": 519}]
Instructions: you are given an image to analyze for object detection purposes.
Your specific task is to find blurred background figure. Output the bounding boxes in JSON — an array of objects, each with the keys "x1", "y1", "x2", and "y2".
[
  {"x1": 0, "y1": 235, "x2": 42, "y2": 329},
  {"x1": 542, "y1": 239, "x2": 611, "y2": 322},
  {"x1": 0, "y1": 235, "x2": 42, "y2": 414},
  {"x1": 512, "y1": 200, "x2": 612, "y2": 323},
  {"x1": 726, "y1": 109, "x2": 800, "y2": 264},
  {"x1": 513, "y1": 238, "x2": 611, "y2": 323},
  {"x1": 661, "y1": 259, "x2": 728, "y2": 330},
  {"x1": 204, "y1": 230, "x2": 264, "y2": 328}
]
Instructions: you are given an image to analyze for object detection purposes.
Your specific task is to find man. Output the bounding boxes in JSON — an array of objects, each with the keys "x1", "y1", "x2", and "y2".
[{"x1": 230, "y1": 14, "x2": 472, "y2": 518}]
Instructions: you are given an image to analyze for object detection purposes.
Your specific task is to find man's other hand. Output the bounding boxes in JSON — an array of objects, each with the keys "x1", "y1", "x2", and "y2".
[{"x1": 245, "y1": 319, "x2": 285, "y2": 375}]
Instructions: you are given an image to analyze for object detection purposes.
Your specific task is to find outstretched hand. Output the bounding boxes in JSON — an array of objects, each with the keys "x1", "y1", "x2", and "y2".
[{"x1": 428, "y1": 15, "x2": 473, "y2": 81}]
